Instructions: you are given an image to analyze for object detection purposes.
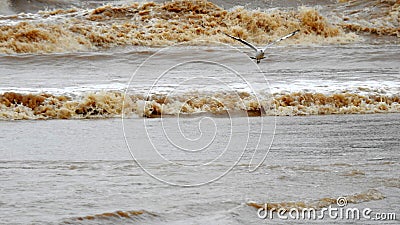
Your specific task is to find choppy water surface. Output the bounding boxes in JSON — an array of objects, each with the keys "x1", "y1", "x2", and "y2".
[
  {"x1": 1, "y1": 45, "x2": 399, "y2": 119},
  {"x1": 0, "y1": 0, "x2": 399, "y2": 224},
  {"x1": 1, "y1": 114, "x2": 399, "y2": 224}
]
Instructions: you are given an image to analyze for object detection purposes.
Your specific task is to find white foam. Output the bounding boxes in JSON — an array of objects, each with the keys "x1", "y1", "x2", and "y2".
[
  {"x1": 268, "y1": 80, "x2": 400, "y2": 96},
  {"x1": 0, "y1": 83, "x2": 128, "y2": 96},
  {"x1": 2, "y1": 79, "x2": 399, "y2": 100}
]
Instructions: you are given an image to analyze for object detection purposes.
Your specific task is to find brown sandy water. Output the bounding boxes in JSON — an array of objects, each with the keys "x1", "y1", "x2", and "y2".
[
  {"x1": 0, "y1": 0, "x2": 399, "y2": 224},
  {"x1": 0, "y1": 114, "x2": 399, "y2": 224}
]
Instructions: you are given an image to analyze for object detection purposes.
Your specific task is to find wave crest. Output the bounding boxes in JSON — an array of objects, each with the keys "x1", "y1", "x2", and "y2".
[
  {"x1": 1, "y1": 91, "x2": 399, "y2": 120},
  {"x1": 248, "y1": 189, "x2": 385, "y2": 210},
  {"x1": 335, "y1": 0, "x2": 400, "y2": 37},
  {"x1": 0, "y1": 0, "x2": 359, "y2": 53}
]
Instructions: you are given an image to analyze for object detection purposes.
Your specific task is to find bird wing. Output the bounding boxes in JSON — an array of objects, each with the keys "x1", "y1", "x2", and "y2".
[
  {"x1": 224, "y1": 32, "x2": 258, "y2": 52},
  {"x1": 262, "y1": 30, "x2": 300, "y2": 51}
]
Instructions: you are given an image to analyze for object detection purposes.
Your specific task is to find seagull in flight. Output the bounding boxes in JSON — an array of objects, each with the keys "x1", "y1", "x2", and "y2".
[{"x1": 224, "y1": 30, "x2": 300, "y2": 64}]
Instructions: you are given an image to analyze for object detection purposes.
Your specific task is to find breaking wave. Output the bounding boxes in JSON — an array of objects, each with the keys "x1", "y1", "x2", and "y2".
[
  {"x1": 247, "y1": 188, "x2": 385, "y2": 210},
  {"x1": 0, "y1": 0, "x2": 362, "y2": 53},
  {"x1": 1, "y1": 90, "x2": 399, "y2": 120},
  {"x1": 63, "y1": 209, "x2": 157, "y2": 224},
  {"x1": 1, "y1": 0, "x2": 398, "y2": 53},
  {"x1": 334, "y1": 0, "x2": 400, "y2": 37}
]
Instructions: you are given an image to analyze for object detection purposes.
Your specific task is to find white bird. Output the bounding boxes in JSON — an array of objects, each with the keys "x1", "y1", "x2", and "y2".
[{"x1": 224, "y1": 30, "x2": 300, "y2": 64}]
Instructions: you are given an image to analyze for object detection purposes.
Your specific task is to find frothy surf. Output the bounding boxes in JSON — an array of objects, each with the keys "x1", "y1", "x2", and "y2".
[
  {"x1": 333, "y1": 0, "x2": 400, "y2": 37},
  {"x1": 0, "y1": 0, "x2": 367, "y2": 53},
  {"x1": 1, "y1": 0, "x2": 398, "y2": 53},
  {"x1": 1, "y1": 90, "x2": 399, "y2": 120}
]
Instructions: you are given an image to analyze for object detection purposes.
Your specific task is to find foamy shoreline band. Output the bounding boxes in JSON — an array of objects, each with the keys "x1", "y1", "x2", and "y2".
[
  {"x1": 1, "y1": 91, "x2": 399, "y2": 120},
  {"x1": 0, "y1": 0, "x2": 399, "y2": 54}
]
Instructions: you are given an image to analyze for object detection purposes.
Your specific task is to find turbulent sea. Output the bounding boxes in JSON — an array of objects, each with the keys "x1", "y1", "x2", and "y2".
[{"x1": 0, "y1": 0, "x2": 399, "y2": 224}]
